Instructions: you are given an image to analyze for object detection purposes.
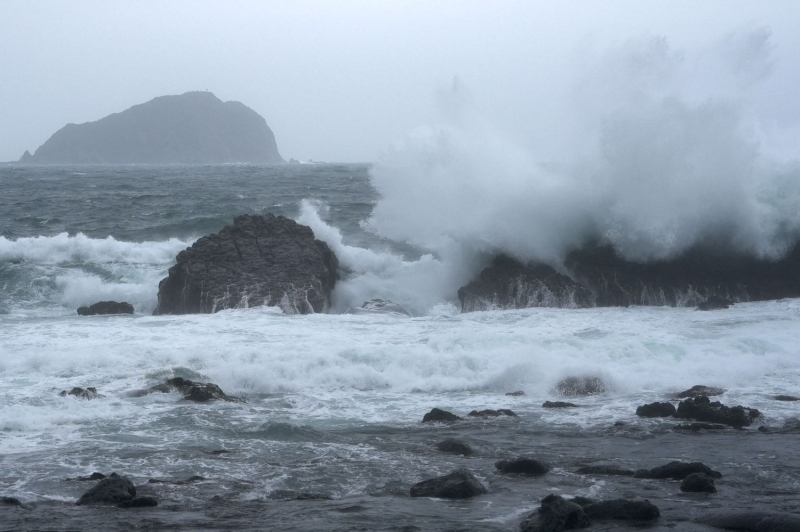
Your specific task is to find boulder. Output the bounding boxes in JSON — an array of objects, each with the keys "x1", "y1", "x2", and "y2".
[
  {"x1": 575, "y1": 466, "x2": 634, "y2": 476},
  {"x1": 543, "y1": 401, "x2": 579, "y2": 408},
  {"x1": 347, "y1": 299, "x2": 411, "y2": 316},
  {"x1": 118, "y1": 496, "x2": 158, "y2": 508},
  {"x1": 436, "y1": 439, "x2": 474, "y2": 456},
  {"x1": 506, "y1": 391, "x2": 526, "y2": 396},
  {"x1": 697, "y1": 295, "x2": 732, "y2": 310},
  {"x1": 77, "y1": 301, "x2": 134, "y2": 316},
  {"x1": 636, "y1": 402, "x2": 676, "y2": 417},
  {"x1": 136, "y1": 378, "x2": 243, "y2": 403},
  {"x1": 774, "y1": 395, "x2": 800, "y2": 401},
  {"x1": 458, "y1": 255, "x2": 596, "y2": 312},
  {"x1": 496, "y1": 458, "x2": 550, "y2": 476},
  {"x1": 422, "y1": 408, "x2": 461, "y2": 423},
  {"x1": 153, "y1": 214, "x2": 338, "y2": 315},
  {"x1": 553, "y1": 376, "x2": 606, "y2": 396},
  {"x1": 582, "y1": 499, "x2": 660, "y2": 520},
  {"x1": 520, "y1": 494, "x2": 590, "y2": 532},
  {"x1": 467, "y1": 409, "x2": 517, "y2": 418},
  {"x1": 1, "y1": 497, "x2": 23, "y2": 507},
  {"x1": 634, "y1": 461, "x2": 721, "y2": 480},
  {"x1": 409, "y1": 469, "x2": 487, "y2": 499},
  {"x1": 674, "y1": 395, "x2": 760, "y2": 428},
  {"x1": 681, "y1": 473, "x2": 716, "y2": 493},
  {"x1": 59, "y1": 387, "x2": 104, "y2": 400},
  {"x1": 696, "y1": 512, "x2": 800, "y2": 531},
  {"x1": 76, "y1": 473, "x2": 135, "y2": 505},
  {"x1": 675, "y1": 385, "x2": 725, "y2": 398}
]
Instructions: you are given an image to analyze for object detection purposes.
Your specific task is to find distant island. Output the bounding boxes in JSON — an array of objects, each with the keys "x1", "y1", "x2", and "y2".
[{"x1": 19, "y1": 91, "x2": 284, "y2": 164}]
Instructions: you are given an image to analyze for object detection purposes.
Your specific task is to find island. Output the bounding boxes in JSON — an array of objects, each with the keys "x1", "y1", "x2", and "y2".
[{"x1": 19, "y1": 91, "x2": 283, "y2": 164}]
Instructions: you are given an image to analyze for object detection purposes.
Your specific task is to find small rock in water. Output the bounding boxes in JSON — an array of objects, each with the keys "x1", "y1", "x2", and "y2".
[
  {"x1": 148, "y1": 475, "x2": 205, "y2": 485},
  {"x1": 496, "y1": 458, "x2": 550, "y2": 476},
  {"x1": 553, "y1": 376, "x2": 606, "y2": 396},
  {"x1": 675, "y1": 385, "x2": 725, "y2": 398},
  {"x1": 59, "y1": 387, "x2": 104, "y2": 400},
  {"x1": 575, "y1": 465, "x2": 635, "y2": 476},
  {"x1": 773, "y1": 395, "x2": 800, "y2": 401},
  {"x1": 636, "y1": 402, "x2": 677, "y2": 417},
  {"x1": 696, "y1": 512, "x2": 800, "y2": 531},
  {"x1": 675, "y1": 395, "x2": 760, "y2": 428},
  {"x1": 136, "y1": 377, "x2": 243, "y2": 403},
  {"x1": 583, "y1": 499, "x2": 660, "y2": 520},
  {"x1": 76, "y1": 473, "x2": 136, "y2": 505},
  {"x1": 681, "y1": 473, "x2": 717, "y2": 493},
  {"x1": 77, "y1": 301, "x2": 134, "y2": 316},
  {"x1": 346, "y1": 299, "x2": 411, "y2": 316},
  {"x1": 409, "y1": 468, "x2": 487, "y2": 499},
  {"x1": 66, "y1": 472, "x2": 106, "y2": 481},
  {"x1": 1, "y1": 497, "x2": 23, "y2": 507},
  {"x1": 422, "y1": 408, "x2": 461, "y2": 423},
  {"x1": 519, "y1": 494, "x2": 590, "y2": 532},
  {"x1": 436, "y1": 438, "x2": 474, "y2": 456},
  {"x1": 118, "y1": 496, "x2": 158, "y2": 508},
  {"x1": 634, "y1": 461, "x2": 721, "y2": 480},
  {"x1": 467, "y1": 408, "x2": 517, "y2": 417},
  {"x1": 506, "y1": 391, "x2": 525, "y2": 396},
  {"x1": 697, "y1": 295, "x2": 732, "y2": 311},
  {"x1": 543, "y1": 401, "x2": 579, "y2": 408},
  {"x1": 268, "y1": 490, "x2": 332, "y2": 501}
]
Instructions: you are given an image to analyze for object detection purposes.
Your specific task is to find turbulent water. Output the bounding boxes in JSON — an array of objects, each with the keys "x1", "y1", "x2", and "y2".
[{"x1": 1, "y1": 164, "x2": 800, "y2": 530}]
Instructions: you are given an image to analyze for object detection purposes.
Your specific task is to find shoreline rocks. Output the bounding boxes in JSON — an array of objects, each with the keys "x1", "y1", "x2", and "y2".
[
  {"x1": 436, "y1": 439, "x2": 474, "y2": 456},
  {"x1": 422, "y1": 408, "x2": 461, "y2": 423},
  {"x1": 674, "y1": 395, "x2": 760, "y2": 428},
  {"x1": 636, "y1": 402, "x2": 677, "y2": 417},
  {"x1": 76, "y1": 473, "x2": 136, "y2": 505},
  {"x1": 496, "y1": 458, "x2": 550, "y2": 476},
  {"x1": 409, "y1": 469, "x2": 487, "y2": 499},
  {"x1": 133, "y1": 378, "x2": 243, "y2": 403},
  {"x1": 676, "y1": 385, "x2": 725, "y2": 398},
  {"x1": 77, "y1": 301, "x2": 134, "y2": 316},
  {"x1": 59, "y1": 387, "x2": 104, "y2": 400},
  {"x1": 634, "y1": 461, "x2": 721, "y2": 480},
  {"x1": 543, "y1": 401, "x2": 579, "y2": 408},
  {"x1": 681, "y1": 473, "x2": 717, "y2": 493},
  {"x1": 520, "y1": 495, "x2": 590, "y2": 532},
  {"x1": 553, "y1": 376, "x2": 606, "y2": 396},
  {"x1": 467, "y1": 409, "x2": 517, "y2": 418}
]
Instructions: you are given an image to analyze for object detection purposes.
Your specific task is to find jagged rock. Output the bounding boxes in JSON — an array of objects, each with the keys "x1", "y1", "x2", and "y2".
[
  {"x1": 467, "y1": 409, "x2": 517, "y2": 418},
  {"x1": 674, "y1": 423, "x2": 729, "y2": 431},
  {"x1": 346, "y1": 299, "x2": 411, "y2": 316},
  {"x1": 675, "y1": 395, "x2": 760, "y2": 428},
  {"x1": 409, "y1": 469, "x2": 487, "y2": 499},
  {"x1": 774, "y1": 395, "x2": 800, "y2": 401},
  {"x1": 553, "y1": 376, "x2": 606, "y2": 396},
  {"x1": 543, "y1": 401, "x2": 579, "y2": 408},
  {"x1": 583, "y1": 499, "x2": 660, "y2": 520},
  {"x1": 422, "y1": 408, "x2": 461, "y2": 423},
  {"x1": 153, "y1": 214, "x2": 338, "y2": 315},
  {"x1": 520, "y1": 494, "x2": 590, "y2": 532},
  {"x1": 506, "y1": 391, "x2": 526, "y2": 396},
  {"x1": 148, "y1": 475, "x2": 205, "y2": 485},
  {"x1": 697, "y1": 295, "x2": 732, "y2": 310},
  {"x1": 136, "y1": 378, "x2": 243, "y2": 403},
  {"x1": 118, "y1": 496, "x2": 158, "y2": 508},
  {"x1": 496, "y1": 458, "x2": 550, "y2": 476},
  {"x1": 675, "y1": 385, "x2": 725, "y2": 398},
  {"x1": 634, "y1": 461, "x2": 721, "y2": 480},
  {"x1": 636, "y1": 402, "x2": 676, "y2": 417},
  {"x1": 66, "y1": 472, "x2": 106, "y2": 481},
  {"x1": 59, "y1": 387, "x2": 104, "y2": 400},
  {"x1": 681, "y1": 473, "x2": 716, "y2": 493},
  {"x1": 77, "y1": 301, "x2": 133, "y2": 316},
  {"x1": 575, "y1": 466, "x2": 634, "y2": 476},
  {"x1": 268, "y1": 490, "x2": 332, "y2": 501},
  {"x1": 436, "y1": 439, "x2": 474, "y2": 456},
  {"x1": 696, "y1": 512, "x2": 800, "y2": 531},
  {"x1": 458, "y1": 255, "x2": 595, "y2": 312},
  {"x1": 76, "y1": 473, "x2": 135, "y2": 505}
]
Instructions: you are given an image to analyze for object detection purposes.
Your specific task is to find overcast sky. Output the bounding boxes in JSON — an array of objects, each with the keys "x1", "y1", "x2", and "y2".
[{"x1": 2, "y1": 1, "x2": 799, "y2": 162}]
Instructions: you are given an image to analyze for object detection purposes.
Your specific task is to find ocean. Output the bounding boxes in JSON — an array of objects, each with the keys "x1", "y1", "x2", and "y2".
[{"x1": 1, "y1": 164, "x2": 799, "y2": 530}]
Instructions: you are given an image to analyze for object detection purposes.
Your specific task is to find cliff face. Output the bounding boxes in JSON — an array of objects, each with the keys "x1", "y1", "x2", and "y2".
[{"x1": 23, "y1": 92, "x2": 283, "y2": 164}]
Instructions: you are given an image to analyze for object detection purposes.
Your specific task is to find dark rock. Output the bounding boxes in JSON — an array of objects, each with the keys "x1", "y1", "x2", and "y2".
[
  {"x1": 569, "y1": 496, "x2": 597, "y2": 508},
  {"x1": 22, "y1": 91, "x2": 283, "y2": 164},
  {"x1": 268, "y1": 490, "x2": 332, "y2": 501},
  {"x1": 681, "y1": 473, "x2": 716, "y2": 493},
  {"x1": 583, "y1": 499, "x2": 660, "y2": 520},
  {"x1": 436, "y1": 439, "x2": 473, "y2": 456},
  {"x1": 467, "y1": 409, "x2": 517, "y2": 417},
  {"x1": 347, "y1": 299, "x2": 411, "y2": 316},
  {"x1": 153, "y1": 214, "x2": 338, "y2": 315},
  {"x1": 675, "y1": 395, "x2": 760, "y2": 428},
  {"x1": 409, "y1": 469, "x2": 487, "y2": 499},
  {"x1": 520, "y1": 494, "x2": 590, "y2": 532},
  {"x1": 77, "y1": 301, "x2": 134, "y2": 316},
  {"x1": 422, "y1": 408, "x2": 461, "y2": 423},
  {"x1": 76, "y1": 473, "x2": 135, "y2": 505},
  {"x1": 118, "y1": 496, "x2": 158, "y2": 508},
  {"x1": 496, "y1": 458, "x2": 550, "y2": 476},
  {"x1": 634, "y1": 461, "x2": 721, "y2": 480},
  {"x1": 636, "y1": 401, "x2": 676, "y2": 417},
  {"x1": 674, "y1": 423, "x2": 729, "y2": 431},
  {"x1": 696, "y1": 512, "x2": 800, "y2": 531},
  {"x1": 458, "y1": 255, "x2": 596, "y2": 312},
  {"x1": 697, "y1": 295, "x2": 732, "y2": 310},
  {"x1": 543, "y1": 401, "x2": 579, "y2": 408},
  {"x1": 676, "y1": 385, "x2": 725, "y2": 398},
  {"x1": 553, "y1": 376, "x2": 606, "y2": 396},
  {"x1": 506, "y1": 391, "x2": 526, "y2": 396},
  {"x1": 59, "y1": 387, "x2": 104, "y2": 400},
  {"x1": 1, "y1": 497, "x2": 23, "y2": 507},
  {"x1": 148, "y1": 475, "x2": 205, "y2": 485},
  {"x1": 138, "y1": 377, "x2": 243, "y2": 403},
  {"x1": 66, "y1": 472, "x2": 106, "y2": 481},
  {"x1": 575, "y1": 466, "x2": 634, "y2": 476},
  {"x1": 774, "y1": 395, "x2": 800, "y2": 401}
]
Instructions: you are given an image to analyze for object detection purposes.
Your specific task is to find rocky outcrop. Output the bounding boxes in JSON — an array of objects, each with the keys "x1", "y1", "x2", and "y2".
[
  {"x1": 681, "y1": 473, "x2": 716, "y2": 493},
  {"x1": 134, "y1": 377, "x2": 243, "y2": 403},
  {"x1": 674, "y1": 396, "x2": 760, "y2": 428},
  {"x1": 409, "y1": 469, "x2": 487, "y2": 499},
  {"x1": 520, "y1": 494, "x2": 590, "y2": 532},
  {"x1": 675, "y1": 385, "x2": 725, "y2": 398},
  {"x1": 467, "y1": 409, "x2": 517, "y2": 418},
  {"x1": 76, "y1": 473, "x2": 135, "y2": 505},
  {"x1": 496, "y1": 458, "x2": 550, "y2": 476},
  {"x1": 153, "y1": 214, "x2": 338, "y2": 315},
  {"x1": 636, "y1": 402, "x2": 676, "y2": 417},
  {"x1": 422, "y1": 408, "x2": 461, "y2": 423},
  {"x1": 59, "y1": 387, "x2": 104, "y2": 400},
  {"x1": 543, "y1": 401, "x2": 579, "y2": 408},
  {"x1": 77, "y1": 301, "x2": 133, "y2": 316},
  {"x1": 634, "y1": 461, "x2": 721, "y2": 480},
  {"x1": 436, "y1": 439, "x2": 474, "y2": 456},
  {"x1": 22, "y1": 91, "x2": 283, "y2": 164}
]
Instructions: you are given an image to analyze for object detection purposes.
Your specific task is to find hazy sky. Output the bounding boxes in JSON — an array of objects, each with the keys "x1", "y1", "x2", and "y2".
[{"x1": 2, "y1": 1, "x2": 799, "y2": 162}]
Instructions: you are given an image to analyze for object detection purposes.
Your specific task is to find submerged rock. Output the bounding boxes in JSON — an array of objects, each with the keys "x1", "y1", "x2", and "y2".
[
  {"x1": 675, "y1": 385, "x2": 725, "y2": 398},
  {"x1": 575, "y1": 465, "x2": 635, "y2": 476},
  {"x1": 66, "y1": 472, "x2": 106, "y2": 481},
  {"x1": 409, "y1": 469, "x2": 487, "y2": 499},
  {"x1": 496, "y1": 458, "x2": 550, "y2": 476},
  {"x1": 636, "y1": 402, "x2": 676, "y2": 417},
  {"x1": 696, "y1": 512, "x2": 800, "y2": 531},
  {"x1": 543, "y1": 401, "x2": 579, "y2": 408},
  {"x1": 582, "y1": 499, "x2": 660, "y2": 520},
  {"x1": 59, "y1": 387, "x2": 104, "y2": 400},
  {"x1": 268, "y1": 490, "x2": 332, "y2": 501},
  {"x1": 1, "y1": 497, "x2": 23, "y2": 507},
  {"x1": 681, "y1": 473, "x2": 717, "y2": 493},
  {"x1": 436, "y1": 439, "x2": 474, "y2": 456},
  {"x1": 136, "y1": 378, "x2": 243, "y2": 403},
  {"x1": 77, "y1": 301, "x2": 134, "y2": 316},
  {"x1": 346, "y1": 299, "x2": 411, "y2": 316},
  {"x1": 553, "y1": 376, "x2": 607, "y2": 396},
  {"x1": 118, "y1": 496, "x2": 158, "y2": 508},
  {"x1": 76, "y1": 473, "x2": 135, "y2": 505},
  {"x1": 422, "y1": 408, "x2": 461, "y2": 423},
  {"x1": 153, "y1": 214, "x2": 338, "y2": 315},
  {"x1": 774, "y1": 395, "x2": 800, "y2": 401},
  {"x1": 467, "y1": 409, "x2": 517, "y2": 418},
  {"x1": 520, "y1": 494, "x2": 590, "y2": 532},
  {"x1": 697, "y1": 295, "x2": 732, "y2": 310},
  {"x1": 675, "y1": 395, "x2": 760, "y2": 427},
  {"x1": 634, "y1": 461, "x2": 721, "y2": 480}
]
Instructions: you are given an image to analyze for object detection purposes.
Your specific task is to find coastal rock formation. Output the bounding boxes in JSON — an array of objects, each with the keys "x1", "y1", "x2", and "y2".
[
  {"x1": 436, "y1": 439, "x2": 474, "y2": 456},
  {"x1": 636, "y1": 402, "x2": 677, "y2": 417},
  {"x1": 153, "y1": 214, "x2": 338, "y2": 315},
  {"x1": 675, "y1": 385, "x2": 725, "y2": 398},
  {"x1": 467, "y1": 409, "x2": 517, "y2": 418},
  {"x1": 576, "y1": 465, "x2": 635, "y2": 476},
  {"x1": 409, "y1": 469, "x2": 487, "y2": 499},
  {"x1": 520, "y1": 494, "x2": 590, "y2": 532},
  {"x1": 581, "y1": 499, "x2": 660, "y2": 520},
  {"x1": 76, "y1": 473, "x2": 135, "y2": 505},
  {"x1": 674, "y1": 396, "x2": 760, "y2": 428},
  {"x1": 553, "y1": 376, "x2": 607, "y2": 396},
  {"x1": 422, "y1": 408, "x2": 461, "y2": 423},
  {"x1": 133, "y1": 377, "x2": 243, "y2": 403},
  {"x1": 59, "y1": 387, "x2": 104, "y2": 400},
  {"x1": 21, "y1": 91, "x2": 283, "y2": 164},
  {"x1": 681, "y1": 473, "x2": 717, "y2": 493},
  {"x1": 496, "y1": 458, "x2": 550, "y2": 476},
  {"x1": 543, "y1": 401, "x2": 579, "y2": 408},
  {"x1": 634, "y1": 461, "x2": 721, "y2": 480},
  {"x1": 77, "y1": 301, "x2": 134, "y2": 316},
  {"x1": 697, "y1": 512, "x2": 800, "y2": 531}
]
